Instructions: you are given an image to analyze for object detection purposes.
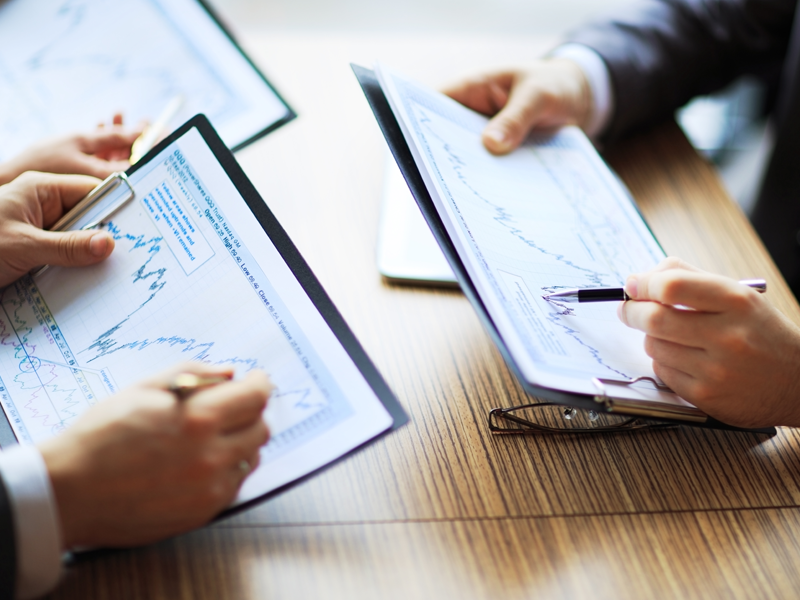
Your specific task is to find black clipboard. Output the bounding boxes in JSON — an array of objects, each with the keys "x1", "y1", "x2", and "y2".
[
  {"x1": 196, "y1": 0, "x2": 297, "y2": 151},
  {"x1": 0, "y1": 114, "x2": 408, "y2": 511},
  {"x1": 352, "y1": 64, "x2": 772, "y2": 435}
]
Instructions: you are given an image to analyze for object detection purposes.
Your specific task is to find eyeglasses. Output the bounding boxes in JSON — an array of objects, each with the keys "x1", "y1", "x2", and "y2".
[{"x1": 488, "y1": 402, "x2": 677, "y2": 435}]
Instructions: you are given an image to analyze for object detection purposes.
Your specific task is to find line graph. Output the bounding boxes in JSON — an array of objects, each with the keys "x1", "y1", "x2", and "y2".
[
  {"x1": 383, "y1": 67, "x2": 666, "y2": 390},
  {"x1": 0, "y1": 129, "x2": 394, "y2": 508},
  {"x1": 0, "y1": 0, "x2": 290, "y2": 161},
  {"x1": 0, "y1": 154, "x2": 343, "y2": 448},
  {"x1": 423, "y1": 114, "x2": 610, "y2": 288}
]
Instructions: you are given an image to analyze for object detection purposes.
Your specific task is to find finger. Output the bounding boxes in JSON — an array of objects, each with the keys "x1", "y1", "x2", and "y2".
[
  {"x1": 74, "y1": 155, "x2": 134, "y2": 179},
  {"x1": 187, "y1": 370, "x2": 273, "y2": 434},
  {"x1": 643, "y1": 335, "x2": 706, "y2": 374},
  {"x1": 488, "y1": 81, "x2": 510, "y2": 113},
  {"x1": 13, "y1": 172, "x2": 102, "y2": 223},
  {"x1": 626, "y1": 268, "x2": 755, "y2": 313},
  {"x1": 624, "y1": 257, "x2": 702, "y2": 299},
  {"x1": 248, "y1": 449, "x2": 262, "y2": 473},
  {"x1": 112, "y1": 113, "x2": 124, "y2": 126},
  {"x1": 651, "y1": 257, "x2": 704, "y2": 275},
  {"x1": 652, "y1": 362, "x2": 698, "y2": 399},
  {"x1": 20, "y1": 227, "x2": 115, "y2": 268},
  {"x1": 76, "y1": 130, "x2": 140, "y2": 155},
  {"x1": 482, "y1": 79, "x2": 546, "y2": 155},
  {"x1": 443, "y1": 73, "x2": 514, "y2": 116},
  {"x1": 618, "y1": 300, "x2": 708, "y2": 347},
  {"x1": 223, "y1": 418, "x2": 270, "y2": 464}
]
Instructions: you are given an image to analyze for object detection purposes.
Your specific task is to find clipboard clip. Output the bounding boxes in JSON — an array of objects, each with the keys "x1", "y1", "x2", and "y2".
[
  {"x1": 31, "y1": 172, "x2": 135, "y2": 277},
  {"x1": 50, "y1": 171, "x2": 135, "y2": 232},
  {"x1": 591, "y1": 377, "x2": 707, "y2": 423}
]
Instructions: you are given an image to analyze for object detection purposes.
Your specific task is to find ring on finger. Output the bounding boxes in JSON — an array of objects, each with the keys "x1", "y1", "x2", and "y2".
[{"x1": 238, "y1": 459, "x2": 251, "y2": 476}]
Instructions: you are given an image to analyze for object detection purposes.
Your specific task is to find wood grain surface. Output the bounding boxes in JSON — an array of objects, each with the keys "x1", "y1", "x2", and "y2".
[
  {"x1": 49, "y1": 34, "x2": 800, "y2": 599},
  {"x1": 55, "y1": 509, "x2": 800, "y2": 600}
]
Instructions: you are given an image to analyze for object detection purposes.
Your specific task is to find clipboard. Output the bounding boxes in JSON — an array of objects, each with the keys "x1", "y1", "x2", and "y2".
[
  {"x1": 196, "y1": 0, "x2": 297, "y2": 152},
  {"x1": 0, "y1": 0, "x2": 296, "y2": 161},
  {"x1": 0, "y1": 114, "x2": 408, "y2": 511},
  {"x1": 352, "y1": 64, "x2": 773, "y2": 435}
]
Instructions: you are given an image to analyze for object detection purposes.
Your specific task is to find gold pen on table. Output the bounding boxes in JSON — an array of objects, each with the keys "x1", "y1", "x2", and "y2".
[{"x1": 129, "y1": 95, "x2": 184, "y2": 165}]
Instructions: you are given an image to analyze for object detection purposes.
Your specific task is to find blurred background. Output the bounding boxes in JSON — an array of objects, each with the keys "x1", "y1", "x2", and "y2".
[
  {"x1": 211, "y1": 0, "x2": 637, "y2": 35},
  {"x1": 212, "y1": 0, "x2": 771, "y2": 214}
]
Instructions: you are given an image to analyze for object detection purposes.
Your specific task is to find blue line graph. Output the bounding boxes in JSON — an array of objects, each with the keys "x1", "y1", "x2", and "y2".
[
  {"x1": 390, "y1": 74, "x2": 665, "y2": 387},
  {"x1": 421, "y1": 114, "x2": 610, "y2": 288},
  {"x1": 82, "y1": 222, "x2": 167, "y2": 358},
  {"x1": 0, "y1": 153, "x2": 351, "y2": 448}
]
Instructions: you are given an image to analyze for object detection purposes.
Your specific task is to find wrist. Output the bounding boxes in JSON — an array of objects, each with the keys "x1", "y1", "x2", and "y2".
[
  {"x1": 547, "y1": 57, "x2": 593, "y2": 131},
  {"x1": 548, "y1": 44, "x2": 614, "y2": 139},
  {"x1": 38, "y1": 438, "x2": 89, "y2": 549}
]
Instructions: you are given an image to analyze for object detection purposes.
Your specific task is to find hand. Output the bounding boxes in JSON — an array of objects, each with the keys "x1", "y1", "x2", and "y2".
[
  {"x1": 0, "y1": 172, "x2": 116, "y2": 286},
  {"x1": 38, "y1": 363, "x2": 273, "y2": 549},
  {"x1": 0, "y1": 113, "x2": 141, "y2": 185},
  {"x1": 443, "y1": 58, "x2": 592, "y2": 155},
  {"x1": 617, "y1": 257, "x2": 800, "y2": 428}
]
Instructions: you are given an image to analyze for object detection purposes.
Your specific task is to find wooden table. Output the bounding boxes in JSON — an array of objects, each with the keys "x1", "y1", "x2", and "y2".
[{"x1": 51, "y1": 34, "x2": 800, "y2": 599}]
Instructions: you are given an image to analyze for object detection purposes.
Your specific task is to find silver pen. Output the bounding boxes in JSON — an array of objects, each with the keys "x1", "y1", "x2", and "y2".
[{"x1": 543, "y1": 278, "x2": 767, "y2": 303}]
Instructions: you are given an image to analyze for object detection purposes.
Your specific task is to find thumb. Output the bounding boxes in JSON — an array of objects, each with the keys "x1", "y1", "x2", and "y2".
[
  {"x1": 482, "y1": 81, "x2": 545, "y2": 155},
  {"x1": 25, "y1": 227, "x2": 115, "y2": 269}
]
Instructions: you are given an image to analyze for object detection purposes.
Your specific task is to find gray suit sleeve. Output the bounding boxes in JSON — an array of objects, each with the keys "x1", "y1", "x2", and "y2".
[
  {"x1": 567, "y1": 0, "x2": 797, "y2": 141},
  {"x1": 0, "y1": 475, "x2": 16, "y2": 600}
]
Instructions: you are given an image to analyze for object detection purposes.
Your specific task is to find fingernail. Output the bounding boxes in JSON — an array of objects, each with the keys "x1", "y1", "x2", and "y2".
[
  {"x1": 89, "y1": 233, "x2": 110, "y2": 257},
  {"x1": 484, "y1": 128, "x2": 508, "y2": 147},
  {"x1": 625, "y1": 276, "x2": 638, "y2": 299}
]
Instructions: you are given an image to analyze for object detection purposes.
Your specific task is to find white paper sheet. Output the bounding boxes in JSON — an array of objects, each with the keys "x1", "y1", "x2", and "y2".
[
  {"x1": 0, "y1": 0, "x2": 291, "y2": 161},
  {"x1": 377, "y1": 64, "x2": 692, "y2": 406},
  {"x1": 0, "y1": 126, "x2": 394, "y2": 503}
]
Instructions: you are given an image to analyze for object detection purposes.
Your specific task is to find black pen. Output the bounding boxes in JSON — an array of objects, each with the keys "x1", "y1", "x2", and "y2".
[{"x1": 542, "y1": 278, "x2": 768, "y2": 303}]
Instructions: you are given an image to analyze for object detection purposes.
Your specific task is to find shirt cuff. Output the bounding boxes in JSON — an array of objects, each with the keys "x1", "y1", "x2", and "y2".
[
  {"x1": 550, "y1": 43, "x2": 615, "y2": 139},
  {"x1": 0, "y1": 445, "x2": 63, "y2": 600}
]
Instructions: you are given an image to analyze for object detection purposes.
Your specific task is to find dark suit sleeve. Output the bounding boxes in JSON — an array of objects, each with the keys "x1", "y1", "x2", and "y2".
[
  {"x1": 567, "y1": 0, "x2": 797, "y2": 141},
  {"x1": 0, "y1": 475, "x2": 16, "y2": 600}
]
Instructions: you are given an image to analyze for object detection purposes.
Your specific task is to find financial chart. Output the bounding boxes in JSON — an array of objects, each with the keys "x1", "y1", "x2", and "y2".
[
  {"x1": 0, "y1": 0, "x2": 291, "y2": 160},
  {"x1": 0, "y1": 130, "x2": 353, "y2": 465},
  {"x1": 380, "y1": 66, "x2": 676, "y2": 400}
]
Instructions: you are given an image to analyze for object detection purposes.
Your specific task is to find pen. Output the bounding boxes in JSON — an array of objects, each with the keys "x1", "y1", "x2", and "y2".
[
  {"x1": 129, "y1": 95, "x2": 184, "y2": 164},
  {"x1": 543, "y1": 278, "x2": 768, "y2": 303},
  {"x1": 167, "y1": 372, "x2": 233, "y2": 400}
]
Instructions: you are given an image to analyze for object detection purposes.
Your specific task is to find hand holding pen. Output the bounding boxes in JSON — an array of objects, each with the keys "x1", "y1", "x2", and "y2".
[
  {"x1": 544, "y1": 278, "x2": 767, "y2": 303},
  {"x1": 607, "y1": 258, "x2": 800, "y2": 428}
]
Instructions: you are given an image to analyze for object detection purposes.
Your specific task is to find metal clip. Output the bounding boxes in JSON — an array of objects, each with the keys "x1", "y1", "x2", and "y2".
[
  {"x1": 592, "y1": 376, "x2": 673, "y2": 406},
  {"x1": 50, "y1": 172, "x2": 135, "y2": 232},
  {"x1": 31, "y1": 172, "x2": 135, "y2": 278},
  {"x1": 591, "y1": 377, "x2": 706, "y2": 423}
]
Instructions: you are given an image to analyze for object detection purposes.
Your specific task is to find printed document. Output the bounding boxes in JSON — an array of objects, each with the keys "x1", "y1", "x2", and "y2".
[
  {"x1": 0, "y1": 126, "x2": 394, "y2": 503},
  {"x1": 378, "y1": 65, "x2": 689, "y2": 405},
  {"x1": 0, "y1": 0, "x2": 291, "y2": 161}
]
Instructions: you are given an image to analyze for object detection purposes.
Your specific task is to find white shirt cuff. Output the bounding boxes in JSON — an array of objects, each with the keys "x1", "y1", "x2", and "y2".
[
  {"x1": 0, "y1": 445, "x2": 63, "y2": 599},
  {"x1": 551, "y1": 43, "x2": 615, "y2": 139}
]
